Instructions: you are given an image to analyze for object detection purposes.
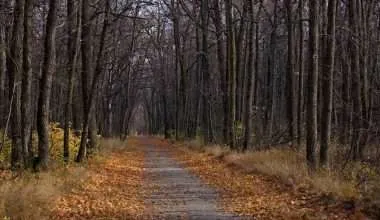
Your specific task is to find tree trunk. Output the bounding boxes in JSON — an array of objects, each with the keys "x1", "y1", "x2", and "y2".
[
  {"x1": 235, "y1": 2, "x2": 248, "y2": 123},
  {"x1": 36, "y1": 0, "x2": 58, "y2": 170},
  {"x1": 348, "y1": 0, "x2": 363, "y2": 160},
  {"x1": 242, "y1": 0, "x2": 255, "y2": 151},
  {"x1": 77, "y1": 0, "x2": 109, "y2": 162},
  {"x1": 64, "y1": 0, "x2": 80, "y2": 162},
  {"x1": 211, "y1": 0, "x2": 227, "y2": 144},
  {"x1": 0, "y1": 1, "x2": 6, "y2": 93},
  {"x1": 320, "y1": 0, "x2": 336, "y2": 167},
  {"x1": 297, "y1": 0, "x2": 304, "y2": 146},
  {"x1": 225, "y1": 0, "x2": 236, "y2": 149},
  {"x1": 21, "y1": 0, "x2": 33, "y2": 167},
  {"x1": 306, "y1": 0, "x2": 319, "y2": 171},
  {"x1": 76, "y1": 0, "x2": 92, "y2": 162},
  {"x1": 285, "y1": 0, "x2": 296, "y2": 145},
  {"x1": 266, "y1": 0, "x2": 278, "y2": 139},
  {"x1": 8, "y1": 0, "x2": 25, "y2": 169},
  {"x1": 201, "y1": 0, "x2": 212, "y2": 143}
]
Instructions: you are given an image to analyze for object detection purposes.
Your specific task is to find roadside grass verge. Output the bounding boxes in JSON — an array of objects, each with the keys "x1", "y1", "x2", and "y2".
[
  {"x1": 0, "y1": 136, "x2": 143, "y2": 219},
  {"x1": 167, "y1": 138, "x2": 377, "y2": 219},
  {"x1": 183, "y1": 139, "x2": 380, "y2": 202},
  {"x1": 0, "y1": 164, "x2": 87, "y2": 219},
  {"x1": 0, "y1": 124, "x2": 83, "y2": 219}
]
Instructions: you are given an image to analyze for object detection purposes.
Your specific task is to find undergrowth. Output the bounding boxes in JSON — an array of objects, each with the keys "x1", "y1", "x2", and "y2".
[
  {"x1": 0, "y1": 123, "x2": 81, "y2": 166},
  {"x1": 0, "y1": 123, "x2": 84, "y2": 219}
]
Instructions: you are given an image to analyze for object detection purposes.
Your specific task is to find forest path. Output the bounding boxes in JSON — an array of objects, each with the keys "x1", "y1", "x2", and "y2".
[
  {"x1": 142, "y1": 138, "x2": 244, "y2": 219},
  {"x1": 50, "y1": 137, "x2": 357, "y2": 219},
  {"x1": 51, "y1": 137, "x2": 245, "y2": 219}
]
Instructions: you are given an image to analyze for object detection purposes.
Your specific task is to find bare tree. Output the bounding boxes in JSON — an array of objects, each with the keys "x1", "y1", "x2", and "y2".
[
  {"x1": 225, "y1": 0, "x2": 236, "y2": 149},
  {"x1": 36, "y1": 0, "x2": 58, "y2": 169},
  {"x1": 7, "y1": 0, "x2": 25, "y2": 168},
  {"x1": 63, "y1": 0, "x2": 80, "y2": 162},
  {"x1": 348, "y1": 0, "x2": 363, "y2": 160},
  {"x1": 242, "y1": 0, "x2": 255, "y2": 151},
  {"x1": 306, "y1": 0, "x2": 319, "y2": 171},
  {"x1": 76, "y1": 0, "x2": 110, "y2": 162},
  {"x1": 285, "y1": 0, "x2": 296, "y2": 146},
  {"x1": 320, "y1": 0, "x2": 337, "y2": 167}
]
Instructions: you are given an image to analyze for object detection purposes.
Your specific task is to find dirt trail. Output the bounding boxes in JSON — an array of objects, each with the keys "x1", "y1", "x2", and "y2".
[
  {"x1": 143, "y1": 140, "x2": 244, "y2": 219},
  {"x1": 52, "y1": 137, "x2": 245, "y2": 219},
  {"x1": 51, "y1": 137, "x2": 359, "y2": 219}
]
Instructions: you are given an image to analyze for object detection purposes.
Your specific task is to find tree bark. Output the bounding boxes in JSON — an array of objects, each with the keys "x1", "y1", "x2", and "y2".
[
  {"x1": 225, "y1": 0, "x2": 236, "y2": 149},
  {"x1": 201, "y1": 0, "x2": 212, "y2": 143},
  {"x1": 211, "y1": 0, "x2": 227, "y2": 144},
  {"x1": 348, "y1": 0, "x2": 363, "y2": 160},
  {"x1": 8, "y1": 0, "x2": 25, "y2": 169},
  {"x1": 285, "y1": 0, "x2": 296, "y2": 145},
  {"x1": 77, "y1": 0, "x2": 109, "y2": 162},
  {"x1": 21, "y1": 0, "x2": 33, "y2": 167},
  {"x1": 320, "y1": 0, "x2": 336, "y2": 167},
  {"x1": 297, "y1": 0, "x2": 304, "y2": 146},
  {"x1": 36, "y1": 0, "x2": 58, "y2": 170},
  {"x1": 242, "y1": 0, "x2": 255, "y2": 151},
  {"x1": 64, "y1": 0, "x2": 80, "y2": 162},
  {"x1": 306, "y1": 0, "x2": 319, "y2": 171}
]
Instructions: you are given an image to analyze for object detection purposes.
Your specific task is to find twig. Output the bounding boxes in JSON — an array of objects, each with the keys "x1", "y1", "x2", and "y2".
[{"x1": 0, "y1": 82, "x2": 19, "y2": 153}]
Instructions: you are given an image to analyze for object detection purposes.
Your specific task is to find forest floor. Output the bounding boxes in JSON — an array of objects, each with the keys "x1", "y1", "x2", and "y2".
[{"x1": 47, "y1": 137, "x2": 366, "y2": 219}]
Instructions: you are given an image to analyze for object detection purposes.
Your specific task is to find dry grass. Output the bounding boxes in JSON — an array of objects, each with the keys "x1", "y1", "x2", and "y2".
[
  {"x1": 0, "y1": 138, "x2": 135, "y2": 220},
  {"x1": 179, "y1": 139, "x2": 380, "y2": 217},
  {"x1": 0, "y1": 124, "x2": 85, "y2": 219},
  {"x1": 222, "y1": 148, "x2": 360, "y2": 199},
  {"x1": 164, "y1": 139, "x2": 356, "y2": 219},
  {"x1": 0, "y1": 166, "x2": 87, "y2": 220}
]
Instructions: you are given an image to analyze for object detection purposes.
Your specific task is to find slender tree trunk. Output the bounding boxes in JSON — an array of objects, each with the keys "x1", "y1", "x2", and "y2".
[
  {"x1": 267, "y1": 0, "x2": 278, "y2": 138},
  {"x1": 285, "y1": 0, "x2": 296, "y2": 145},
  {"x1": 201, "y1": 0, "x2": 212, "y2": 143},
  {"x1": 306, "y1": 0, "x2": 319, "y2": 171},
  {"x1": 212, "y1": 0, "x2": 227, "y2": 144},
  {"x1": 358, "y1": 0, "x2": 373, "y2": 158},
  {"x1": 77, "y1": 0, "x2": 109, "y2": 162},
  {"x1": 242, "y1": 0, "x2": 255, "y2": 151},
  {"x1": 297, "y1": 0, "x2": 304, "y2": 146},
  {"x1": 235, "y1": 2, "x2": 248, "y2": 123},
  {"x1": 348, "y1": 0, "x2": 362, "y2": 160},
  {"x1": 36, "y1": 0, "x2": 58, "y2": 170},
  {"x1": 193, "y1": 14, "x2": 201, "y2": 138},
  {"x1": 64, "y1": 0, "x2": 80, "y2": 162},
  {"x1": 89, "y1": 103, "x2": 98, "y2": 149},
  {"x1": 21, "y1": 0, "x2": 33, "y2": 167},
  {"x1": 225, "y1": 0, "x2": 236, "y2": 149},
  {"x1": 76, "y1": 0, "x2": 92, "y2": 162},
  {"x1": 172, "y1": 0, "x2": 180, "y2": 140},
  {"x1": 8, "y1": 0, "x2": 25, "y2": 169},
  {"x1": 0, "y1": 2, "x2": 6, "y2": 93},
  {"x1": 320, "y1": 0, "x2": 336, "y2": 167}
]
